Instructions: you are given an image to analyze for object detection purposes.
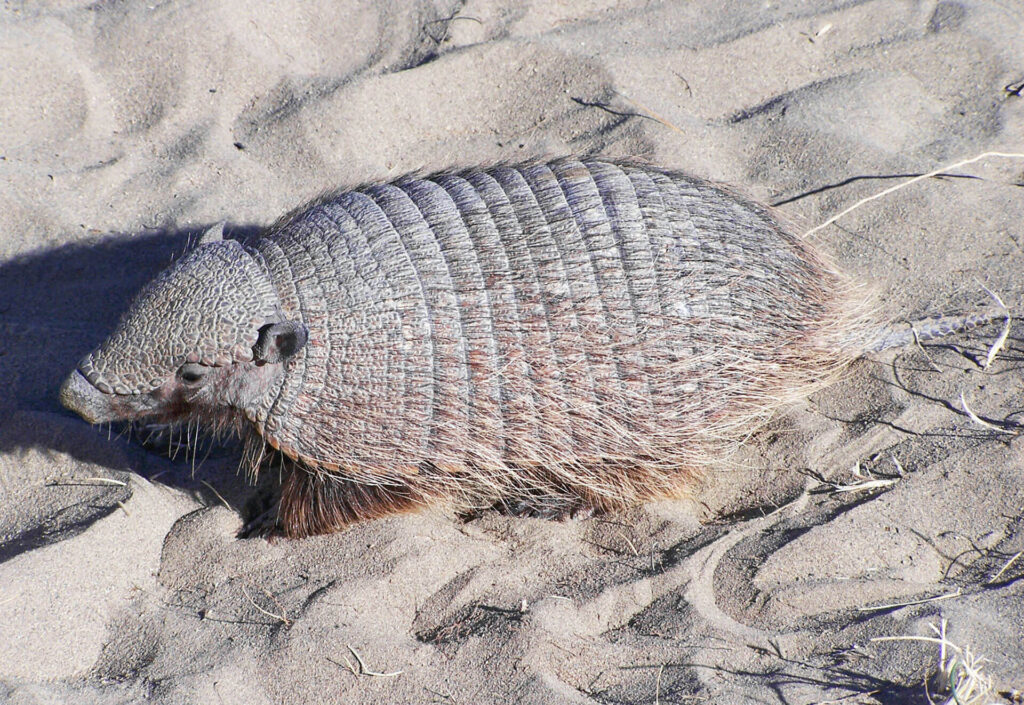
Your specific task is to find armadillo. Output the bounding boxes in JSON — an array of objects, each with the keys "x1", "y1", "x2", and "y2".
[{"x1": 59, "y1": 157, "x2": 991, "y2": 538}]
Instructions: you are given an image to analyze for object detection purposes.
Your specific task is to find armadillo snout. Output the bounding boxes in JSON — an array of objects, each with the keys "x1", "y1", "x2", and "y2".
[{"x1": 60, "y1": 369, "x2": 121, "y2": 424}]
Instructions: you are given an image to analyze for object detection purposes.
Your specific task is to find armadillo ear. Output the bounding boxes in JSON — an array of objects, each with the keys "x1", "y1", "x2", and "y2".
[
  {"x1": 199, "y1": 221, "x2": 225, "y2": 245},
  {"x1": 253, "y1": 321, "x2": 308, "y2": 364}
]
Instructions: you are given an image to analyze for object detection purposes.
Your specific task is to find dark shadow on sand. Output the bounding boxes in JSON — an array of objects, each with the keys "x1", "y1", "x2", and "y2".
[{"x1": 0, "y1": 225, "x2": 271, "y2": 561}]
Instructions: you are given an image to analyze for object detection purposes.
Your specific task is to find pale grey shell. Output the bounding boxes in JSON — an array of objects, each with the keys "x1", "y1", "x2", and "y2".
[{"x1": 246, "y1": 158, "x2": 868, "y2": 484}]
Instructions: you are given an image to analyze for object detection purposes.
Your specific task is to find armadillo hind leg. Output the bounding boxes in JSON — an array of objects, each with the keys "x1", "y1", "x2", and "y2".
[
  {"x1": 465, "y1": 463, "x2": 660, "y2": 521},
  {"x1": 277, "y1": 467, "x2": 424, "y2": 538}
]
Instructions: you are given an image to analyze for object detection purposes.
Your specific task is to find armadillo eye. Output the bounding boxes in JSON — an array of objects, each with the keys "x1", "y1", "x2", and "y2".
[{"x1": 177, "y1": 363, "x2": 208, "y2": 385}]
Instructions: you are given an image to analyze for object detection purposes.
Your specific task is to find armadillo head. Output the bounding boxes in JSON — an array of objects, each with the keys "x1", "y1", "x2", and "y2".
[{"x1": 60, "y1": 227, "x2": 307, "y2": 431}]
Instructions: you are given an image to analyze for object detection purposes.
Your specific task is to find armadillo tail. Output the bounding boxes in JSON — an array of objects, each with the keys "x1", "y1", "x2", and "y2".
[{"x1": 867, "y1": 305, "x2": 1010, "y2": 352}]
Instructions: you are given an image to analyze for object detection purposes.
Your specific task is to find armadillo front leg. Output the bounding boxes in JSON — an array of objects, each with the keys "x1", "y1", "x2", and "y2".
[{"x1": 277, "y1": 467, "x2": 424, "y2": 538}]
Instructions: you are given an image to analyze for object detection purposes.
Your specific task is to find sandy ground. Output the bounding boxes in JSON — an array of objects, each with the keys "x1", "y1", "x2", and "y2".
[{"x1": 2, "y1": 1, "x2": 1024, "y2": 703}]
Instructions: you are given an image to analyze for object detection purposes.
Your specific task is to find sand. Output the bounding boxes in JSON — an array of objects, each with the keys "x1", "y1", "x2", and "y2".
[{"x1": 2, "y1": 0, "x2": 1023, "y2": 702}]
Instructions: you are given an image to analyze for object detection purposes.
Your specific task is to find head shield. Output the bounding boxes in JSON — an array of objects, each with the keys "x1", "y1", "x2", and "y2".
[{"x1": 78, "y1": 240, "x2": 280, "y2": 394}]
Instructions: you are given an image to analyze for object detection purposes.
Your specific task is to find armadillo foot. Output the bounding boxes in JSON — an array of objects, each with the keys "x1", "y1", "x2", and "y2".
[
  {"x1": 238, "y1": 505, "x2": 280, "y2": 539},
  {"x1": 236, "y1": 480, "x2": 283, "y2": 538},
  {"x1": 481, "y1": 495, "x2": 601, "y2": 522}
]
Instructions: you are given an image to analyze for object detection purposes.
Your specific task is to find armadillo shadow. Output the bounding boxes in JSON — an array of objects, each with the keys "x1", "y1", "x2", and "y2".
[{"x1": 0, "y1": 225, "x2": 267, "y2": 505}]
